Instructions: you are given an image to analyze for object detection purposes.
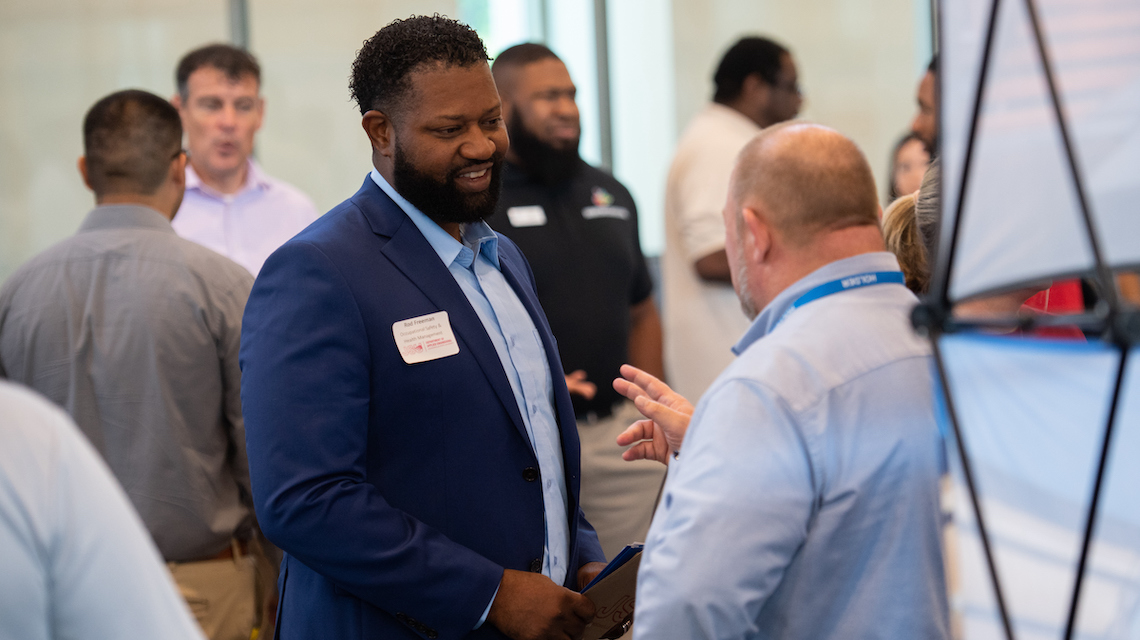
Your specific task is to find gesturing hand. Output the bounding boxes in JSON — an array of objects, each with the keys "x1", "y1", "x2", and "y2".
[
  {"x1": 488, "y1": 569, "x2": 597, "y2": 640},
  {"x1": 612, "y1": 364, "x2": 694, "y2": 465}
]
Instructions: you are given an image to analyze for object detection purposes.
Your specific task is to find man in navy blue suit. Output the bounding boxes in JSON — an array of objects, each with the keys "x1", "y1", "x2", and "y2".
[{"x1": 240, "y1": 15, "x2": 607, "y2": 640}]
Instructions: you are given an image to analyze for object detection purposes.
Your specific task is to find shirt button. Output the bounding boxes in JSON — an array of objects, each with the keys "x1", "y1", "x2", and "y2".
[
  {"x1": 529, "y1": 558, "x2": 543, "y2": 572},
  {"x1": 522, "y1": 467, "x2": 539, "y2": 482}
]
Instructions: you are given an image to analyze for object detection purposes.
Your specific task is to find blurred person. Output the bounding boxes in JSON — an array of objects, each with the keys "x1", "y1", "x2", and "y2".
[
  {"x1": 911, "y1": 56, "x2": 938, "y2": 150},
  {"x1": 487, "y1": 42, "x2": 666, "y2": 561},
  {"x1": 240, "y1": 16, "x2": 606, "y2": 640},
  {"x1": 0, "y1": 89, "x2": 262, "y2": 640},
  {"x1": 663, "y1": 36, "x2": 802, "y2": 401},
  {"x1": 887, "y1": 131, "x2": 931, "y2": 202},
  {"x1": 882, "y1": 193, "x2": 929, "y2": 294},
  {"x1": 171, "y1": 44, "x2": 320, "y2": 276},
  {"x1": 0, "y1": 381, "x2": 206, "y2": 640},
  {"x1": 616, "y1": 123, "x2": 950, "y2": 639}
]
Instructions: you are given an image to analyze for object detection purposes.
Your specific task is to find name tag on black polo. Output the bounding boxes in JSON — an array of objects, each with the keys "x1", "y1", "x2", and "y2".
[
  {"x1": 507, "y1": 205, "x2": 547, "y2": 227},
  {"x1": 582, "y1": 206, "x2": 630, "y2": 220}
]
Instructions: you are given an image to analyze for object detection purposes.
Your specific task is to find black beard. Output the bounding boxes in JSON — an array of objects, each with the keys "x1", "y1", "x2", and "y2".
[
  {"x1": 393, "y1": 141, "x2": 503, "y2": 225},
  {"x1": 507, "y1": 114, "x2": 582, "y2": 187}
]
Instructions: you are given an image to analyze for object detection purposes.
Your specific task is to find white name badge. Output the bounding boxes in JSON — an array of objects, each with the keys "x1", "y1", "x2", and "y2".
[
  {"x1": 392, "y1": 312, "x2": 460, "y2": 364},
  {"x1": 582, "y1": 205, "x2": 630, "y2": 220},
  {"x1": 507, "y1": 205, "x2": 547, "y2": 227}
]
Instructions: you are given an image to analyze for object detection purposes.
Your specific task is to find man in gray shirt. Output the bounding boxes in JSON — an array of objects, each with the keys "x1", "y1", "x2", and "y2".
[{"x1": 0, "y1": 89, "x2": 257, "y2": 640}]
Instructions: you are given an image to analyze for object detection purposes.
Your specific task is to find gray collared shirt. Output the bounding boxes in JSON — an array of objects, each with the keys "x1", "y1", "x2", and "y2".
[{"x1": 0, "y1": 204, "x2": 254, "y2": 562}]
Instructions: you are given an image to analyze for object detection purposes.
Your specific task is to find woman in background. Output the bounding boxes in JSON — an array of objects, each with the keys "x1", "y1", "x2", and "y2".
[
  {"x1": 886, "y1": 132, "x2": 931, "y2": 203},
  {"x1": 882, "y1": 193, "x2": 928, "y2": 295}
]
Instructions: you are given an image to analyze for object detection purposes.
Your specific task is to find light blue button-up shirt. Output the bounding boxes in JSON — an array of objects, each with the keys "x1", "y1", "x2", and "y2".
[
  {"x1": 634, "y1": 252, "x2": 949, "y2": 639},
  {"x1": 370, "y1": 170, "x2": 570, "y2": 618}
]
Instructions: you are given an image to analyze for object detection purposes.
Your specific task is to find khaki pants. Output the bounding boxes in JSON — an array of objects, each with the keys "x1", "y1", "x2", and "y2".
[
  {"x1": 168, "y1": 541, "x2": 257, "y2": 640},
  {"x1": 578, "y1": 401, "x2": 669, "y2": 562}
]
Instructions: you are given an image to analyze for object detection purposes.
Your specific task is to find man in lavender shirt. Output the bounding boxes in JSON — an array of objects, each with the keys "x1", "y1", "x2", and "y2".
[{"x1": 171, "y1": 44, "x2": 320, "y2": 276}]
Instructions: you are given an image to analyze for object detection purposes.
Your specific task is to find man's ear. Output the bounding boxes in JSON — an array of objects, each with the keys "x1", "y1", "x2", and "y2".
[
  {"x1": 740, "y1": 205, "x2": 771, "y2": 264},
  {"x1": 362, "y1": 110, "x2": 396, "y2": 160},
  {"x1": 742, "y1": 73, "x2": 770, "y2": 108},
  {"x1": 252, "y1": 96, "x2": 265, "y2": 133},
  {"x1": 500, "y1": 98, "x2": 515, "y2": 127},
  {"x1": 170, "y1": 93, "x2": 182, "y2": 111},
  {"x1": 170, "y1": 151, "x2": 187, "y2": 189},
  {"x1": 77, "y1": 156, "x2": 93, "y2": 191}
]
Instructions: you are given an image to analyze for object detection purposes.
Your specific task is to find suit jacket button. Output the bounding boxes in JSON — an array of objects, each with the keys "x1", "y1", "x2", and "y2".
[
  {"x1": 522, "y1": 467, "x2": 539, "y2": 482},
  {"x1": 529, "y1": 558, "x2": 542, "y2": 572}
]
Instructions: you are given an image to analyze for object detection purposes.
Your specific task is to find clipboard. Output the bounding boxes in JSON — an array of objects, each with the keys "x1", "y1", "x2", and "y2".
[{"x1": 580, "y1": 544, "x2": 643, "y2": 640}]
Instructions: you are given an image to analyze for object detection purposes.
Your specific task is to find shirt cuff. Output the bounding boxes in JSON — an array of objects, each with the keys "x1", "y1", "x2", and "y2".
[{"x1": 475, "y1": 584, "x2": 500, "y2": 629}]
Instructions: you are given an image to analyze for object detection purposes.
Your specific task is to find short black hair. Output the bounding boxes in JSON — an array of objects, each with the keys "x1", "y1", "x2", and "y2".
[
  {"x1": 176, "y1": 43, "x2": 261, "y2": 100},
  {"x1": 350, "y1": 14, "x2": 490, "y2": 117},
  {"x1": 83, "y1": 89, "x2": 183, "y2": 197},
  {"x1": 928, "y1": 54, "x2": 938, "y2": 74},
  {"x1": 492, "y1": 42, "x2": 560, "y2": 73},
  {"x1": 713, "y1": 36, "x2": 790, "y2": 104}
]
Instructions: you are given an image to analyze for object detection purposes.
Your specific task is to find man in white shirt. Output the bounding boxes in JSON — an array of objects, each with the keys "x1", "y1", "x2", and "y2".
[
  {"x1": 663, "y1": 36, "x2": 802, "y2": 400},
  {"x1": 171, "y1": 44, "x2": 320, "y2": 276}
]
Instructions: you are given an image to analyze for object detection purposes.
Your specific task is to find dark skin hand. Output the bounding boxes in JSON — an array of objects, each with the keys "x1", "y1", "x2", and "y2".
[
  {"x1": 488, "y1": 567, "x2": 599, "y2": 640},
  {"x1": 694, "y1": 248, "x2": 732, "y2": 283},
  {"x1": 578, "y1": 562, "x2": 608, "y2": 591}
]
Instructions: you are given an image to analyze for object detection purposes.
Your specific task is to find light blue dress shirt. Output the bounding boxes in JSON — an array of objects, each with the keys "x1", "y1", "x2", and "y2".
[
  {"x1": 633, "y1": 252, "x2": 950, "y2": 640},
  {"x1": 0, "y1": 382, "x2": 206, "y2": 640},
  {"x1": 370, "y1": 170, "x2": 570, "y2": 621}
]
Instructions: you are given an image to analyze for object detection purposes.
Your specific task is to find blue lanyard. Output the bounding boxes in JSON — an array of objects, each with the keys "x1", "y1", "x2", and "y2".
[{"x1": 776, "y1": 271, "x2": 906, "y2": 327}]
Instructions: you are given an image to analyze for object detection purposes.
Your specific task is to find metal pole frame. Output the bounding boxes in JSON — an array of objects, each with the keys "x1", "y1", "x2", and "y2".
[{"x1": 927, "y1": 0, "x2": 1133, "y2": 637}]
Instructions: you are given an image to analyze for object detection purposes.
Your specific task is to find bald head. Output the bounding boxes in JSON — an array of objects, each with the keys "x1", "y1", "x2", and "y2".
[{"x1": 730, "y1": 123, "x2": 880, "y2": 246}]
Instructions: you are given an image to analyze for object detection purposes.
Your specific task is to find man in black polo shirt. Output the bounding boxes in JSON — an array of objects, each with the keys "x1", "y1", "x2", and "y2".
[{"x1": 488, "y1": 43, "x2": 665, "y2": 561}]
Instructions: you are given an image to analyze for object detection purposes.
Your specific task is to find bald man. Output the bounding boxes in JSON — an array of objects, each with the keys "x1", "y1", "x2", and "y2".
[{"x1": 615, "y1": 123, "x2": 950, "y2": 639}]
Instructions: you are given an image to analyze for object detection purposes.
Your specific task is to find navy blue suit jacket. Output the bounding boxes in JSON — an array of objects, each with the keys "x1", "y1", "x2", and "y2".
[{"x1": 240, "y1": 177, "x2": 605, "y2": 640}]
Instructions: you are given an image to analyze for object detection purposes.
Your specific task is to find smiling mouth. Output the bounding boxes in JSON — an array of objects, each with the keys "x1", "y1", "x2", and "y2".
[{"x1": 458, "y1": 167, "x2": 489, "y2": 179}]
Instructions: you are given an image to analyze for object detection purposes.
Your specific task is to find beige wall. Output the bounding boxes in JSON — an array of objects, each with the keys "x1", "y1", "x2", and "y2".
[
  {"x1": 670, "y1": 0, "x2": 928, "y2": 202},
  {"x1": 0, "y1": 0, "x2": 228, "y2": 281},
  {"x1": 0, "y1": 1, "x2": 455, "y2": 284},
  {"x1": 250, "y1": 0, "x2": 456, "y2": 216}
]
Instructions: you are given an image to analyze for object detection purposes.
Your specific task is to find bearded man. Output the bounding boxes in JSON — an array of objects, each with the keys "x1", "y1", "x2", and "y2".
[
  {"x1": 486, "y1": 43, "x2": 664, "y2": 562},
  {"x1": 239, "y1": 16, "x2": 606, "y2": 640}
]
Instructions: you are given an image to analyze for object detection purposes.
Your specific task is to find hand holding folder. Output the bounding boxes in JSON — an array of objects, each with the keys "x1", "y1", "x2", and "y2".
[{"x1": 579, "y1": 545, "x2": 643, "y2": 640}]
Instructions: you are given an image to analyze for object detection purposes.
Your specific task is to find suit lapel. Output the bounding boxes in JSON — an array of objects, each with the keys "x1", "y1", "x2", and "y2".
[{"x1": 357, "y1": 181, "x2": 531, "y2": 447}]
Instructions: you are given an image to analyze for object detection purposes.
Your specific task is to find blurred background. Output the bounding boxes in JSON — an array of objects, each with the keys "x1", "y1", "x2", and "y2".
[{"x1": 0, "y1": 0, "x2": 933, "y2": 282}]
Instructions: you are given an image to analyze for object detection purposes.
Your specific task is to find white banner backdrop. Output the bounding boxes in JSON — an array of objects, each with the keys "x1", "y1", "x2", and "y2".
[
  {"x1": 938, "y1": 334, "x2": 1140, "y2": 639},
  {"x1": 938, "y1": 0, "x2": 1140, "y2": 302}
]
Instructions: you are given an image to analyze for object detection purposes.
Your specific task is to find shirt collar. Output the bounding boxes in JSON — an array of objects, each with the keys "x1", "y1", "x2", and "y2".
[
  {"x1": 78, "y1": 204, "x2": 177, "y2": 234},
  {"x1": 369, "y1": 168, "x2": 500, "y2": 270},
  {"x1": 732, "y1": 251, "x2": 904, "y2": 355},
  {"x1": 185, "y1": 159, "x2": 270, "y2": 198}
]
